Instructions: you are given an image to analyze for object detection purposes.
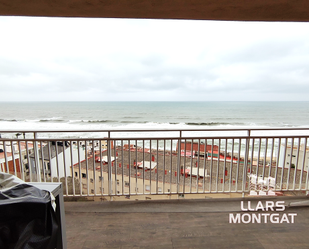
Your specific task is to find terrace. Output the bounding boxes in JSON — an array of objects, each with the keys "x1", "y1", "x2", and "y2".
[
  {"x1": 2, "y1": 0, "x2": 309, "y2": 246},
  {"x1": 1, "y1": 128, "x2": 309, "y2": 248},
  {"x1": 64, "y1": 197, "x2": 309, "y2": 249}
]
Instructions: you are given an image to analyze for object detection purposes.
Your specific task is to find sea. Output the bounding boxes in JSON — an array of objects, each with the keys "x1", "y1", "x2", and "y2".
[
  {"x1": 1, "y1": 101, "x2": 309, "y2": 130},
  {"x1": 1, "y1": 101, "x2": 309, "y2": 155}
]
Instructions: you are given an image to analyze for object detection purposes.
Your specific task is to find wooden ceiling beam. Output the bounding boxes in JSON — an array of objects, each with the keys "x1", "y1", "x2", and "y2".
[{"x1": 0, "y1": 0, "x2": 309, "y2": 22}]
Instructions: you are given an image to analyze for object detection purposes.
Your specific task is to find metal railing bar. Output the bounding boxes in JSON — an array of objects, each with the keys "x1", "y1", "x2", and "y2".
[
  {"x1": 262, "y1": 138, "x2": 268, "y2": 179},
  {"x1": 274, "y1": 138, "x2": 281, "y2": 191},
  {"x1": 2, "y1": 127, "x2": 309, "y2": 134},
  {"x1": 216, "y1": 139, "x2": 220, "y2": 193},
  {"x1": 62, "y1": 141, "x2": 68, "y2": 196},
  {"x1": 268, "y1": 138, "x2": 274, "y2": 182},
  {"x1": 203, "y1": 139, "x2": 207, "y2": 193},
  {"x1": 209, "y1": 139, "x2": 214, "y2": 193},
  {"x1": 47, "y1": 142, "x2": 52, "y2": 183},
  {"x1": 256, "y1": 138, "x2": 261, "y2": 181},
  {"x1": 182, "y1": 139, "x2": 186, "y2": 194},
  {"x1": 170, "y1": 139, "x2": 172, "y2": 196},
  {"x1": 114, "y1": 140, "x2": 117, "y2": 195},
  {"x1": 33, "y1": 133, "x2": 41, "y2": 182},
  {"x1": 240, "y1": 138, "x2": 245, "y2": 194},
  {"x1": 55, "y1": 142, "x2": 60, "y2": 182},
  {"x1": 4, "y1": 134, "x2": 309, "y2": 143},
  {"x1": 250, "y1": 138, "x2": 254, "y2": 175},
  {"x1": 177, "y1": 132, "x2": 181, "y2": 194},
  {"x1": 108, "y1": 134, "x2": 112, "y2": 197},
  {"x1": 85, "y1": 141, "x2": 89, "y2": 196},
  {"x1": 196, "y1": 139, "x2": 200, "y2": 194},
  {"x1": 156, "y1": 140, "x2": 159, "y2": 194},
  {"x1": 280, "y1": 138, "x2": 287, "y2": 190},
  {"x1": 305, "y1": 140, "x2": 309, "y2": 193},
  {"x1": 190, "y1": 139, "x2": 193, "y2": 193},
  {"x1": 223, "y1": 139, "x2": 227, "y2": 192},
  {"x1": 235, "y1": 139, "x2": 241, "y2": 192},
  {"x1": 163, "y1": 139, "x2": 166, "y2": 194},
  {"x1": 292, "y1": 138, "x2": 300, "y2": 190},
  {"x1": 299, "y1": 138, "x2": 307, "y2": 190},
  {"x1": 98, "y1": 140, "x2": 102, "y2": 196},
  {"x1": 136, "y1": 139, "x2": 138, "y2": 195},
  {"x1": 92, "y1": 140, "x2": 96, "y2": 196},
  {"x1": 2, "y1": 141, "x2": 8, "y2": 173},
  {"x1": 253, "y1": 138, "x2": 260, "y2": 193},
  {"x1": 246, "y1": 129, "x2": 251, "y2": 184},
  {"x1": 77, "y1": 142, "x2": 82, "y2": 196},
  {"x1": 70, "y1": 141, "x2": 75, "y2": 196},
  {"x1": 25, "y1": 141, "x2": 32, "y2": 182},
  {"x1": 148, "y1": 140, "x2": 151, "y2": 195},
  {"x1": 10, "y1": 141, "x2": 17, "y2": 177},
  {"x1": 229, "y1": 139, "x2": 234, "y2": 192},
  {"x1": 40, "y1": 141, "x2": 46, "y2": 182},
  {"x1": 142, "y1": 140, "x2": 145, "y2": 195},
  {"x1": 18, "y1": 141, "x2": 25, "y2": 181},
  {"x1": 286, "y1": 138, "x2": 294, "y2": 190},
  {"x1": 239, "y1": 136, "x2": 252, "y2": 197},
  {"x1": 121, "y1": 140, "x2": 124, "y2": 195}
]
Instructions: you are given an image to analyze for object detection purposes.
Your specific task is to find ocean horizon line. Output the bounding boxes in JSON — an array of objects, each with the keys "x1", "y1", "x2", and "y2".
[{"x1": 1, "y1": 100, "x2": 309, "y2": 103}]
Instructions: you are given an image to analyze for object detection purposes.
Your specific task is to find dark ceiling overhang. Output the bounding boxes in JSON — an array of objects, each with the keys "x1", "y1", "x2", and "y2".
[{"x1": 0, "y1": 0, "x2": 309, "y2": 22}]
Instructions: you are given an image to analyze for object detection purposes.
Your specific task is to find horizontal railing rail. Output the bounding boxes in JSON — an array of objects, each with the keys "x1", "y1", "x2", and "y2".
[{"x1": 0, "y1": 128, "x2": 309, "y2": 199}]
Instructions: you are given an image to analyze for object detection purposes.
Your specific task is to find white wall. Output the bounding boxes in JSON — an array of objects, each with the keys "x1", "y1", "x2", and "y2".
[
  {"x1": 50, "y1": 146, "x2": 86, "y2": 179},
  {"x1": 278, "y1": 144, "x2": 309, "y2": 172}
]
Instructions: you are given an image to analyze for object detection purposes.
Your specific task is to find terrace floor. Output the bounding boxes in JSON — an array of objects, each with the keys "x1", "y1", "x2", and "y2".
[{"x1": 64, "y1": 196, "x2": 309, "y2": 249}]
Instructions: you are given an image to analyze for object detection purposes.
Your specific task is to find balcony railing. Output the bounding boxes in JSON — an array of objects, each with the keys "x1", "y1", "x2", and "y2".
[{"x1": 1, "y1": 128, "x2": 309, "y2": 198}]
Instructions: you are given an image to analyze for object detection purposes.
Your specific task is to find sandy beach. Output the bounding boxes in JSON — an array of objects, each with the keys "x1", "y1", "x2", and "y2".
[{"x1": 71, "y1": 146, "x2": 307, "y2": 197}]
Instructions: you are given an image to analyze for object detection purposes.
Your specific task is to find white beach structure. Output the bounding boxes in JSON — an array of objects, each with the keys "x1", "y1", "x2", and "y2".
[
  {"x1": 185, "y1": 167, "x2": 209, "y2": 178},
  {"x1": 138, "y1": 161, "x2": 157, "y2": 170},
  {"x1": 278, "y1": 143, "x2": 309, "y2": 171},
  {"x1": 30, "y1": 142, "x2": 86, "y2": 180},
  {"x1": 95, "y1": 155, "x2": 117, "y2": 163}
]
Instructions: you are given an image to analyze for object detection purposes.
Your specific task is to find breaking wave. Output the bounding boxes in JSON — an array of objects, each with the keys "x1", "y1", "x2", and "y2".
[
  {"x1": 83, "y1": 120, "x2": 114, "y2": 123},
  {"x1": 39, "y1": 119, "x2": 65, "y2": 122},
  {"x1": 185, "y1": 122, "x2": 244, "y2": 126},
  {"x1": 0, "y1": 119, "x2": 18, "y2": 122}
]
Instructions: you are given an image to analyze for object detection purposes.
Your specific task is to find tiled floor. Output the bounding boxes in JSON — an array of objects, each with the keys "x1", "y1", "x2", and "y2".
[{"x1": 65, "y1": 197, "x2": 309, "y2": 249}]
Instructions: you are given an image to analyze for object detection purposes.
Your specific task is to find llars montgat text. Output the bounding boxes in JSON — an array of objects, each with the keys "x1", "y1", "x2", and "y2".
[{"x1": 229, "y1": 201, "x2": 297, "y2": 224}]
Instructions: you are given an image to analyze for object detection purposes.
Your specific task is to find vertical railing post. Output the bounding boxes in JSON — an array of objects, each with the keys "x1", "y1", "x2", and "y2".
[
  {"x1": 34, "y1": 132, "x2": 41, "y2": 182},
  {"x1": 3, "y1": 141, "x2": 8, "y2": 173},
  {"x1": 177, "y1": 131, "x2": 182, "y2": 194},
  {"x1": 242, "y1": 129, "x2": 250, "y2": 197},
  {"x1": 18, "y1": 141, "x2": 25, "y2": 181},
  {"x1": 300, "y1": 138, "x2": 307, "y2": 191},
  {"x1": 108, "y1": 131, "x2": 113, "y2": 200},
  {"x1": 10, "y1": 141, "x2": 17, "y2": 177},
  {"x1": 40, "y1": 141, "x2": 46, "y2": 182},
  {"x1": 62, "y1": 141, "x2": 68, "y2": 196},
  {"x1": 70, "y1": 141, "x2": 75, "y2": 196},
  {"x1": 304, "y1": 138, "x2": 309, "y2": 195}
]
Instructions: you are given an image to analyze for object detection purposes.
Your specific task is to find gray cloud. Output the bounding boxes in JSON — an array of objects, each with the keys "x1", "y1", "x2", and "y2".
[{"x1": 0, "y1": 17, "x2": 309, "y2": 101}]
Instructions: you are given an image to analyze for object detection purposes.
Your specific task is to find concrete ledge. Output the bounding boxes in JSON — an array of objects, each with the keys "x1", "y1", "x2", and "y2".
[{"x1": 65, "y1": 196, "x2": 309, "y2": 213}]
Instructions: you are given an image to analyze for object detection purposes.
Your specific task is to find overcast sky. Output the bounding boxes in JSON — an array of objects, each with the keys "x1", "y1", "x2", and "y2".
[{"x1": 0, "y1": 17, "x2": 308, "y2": 101}]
